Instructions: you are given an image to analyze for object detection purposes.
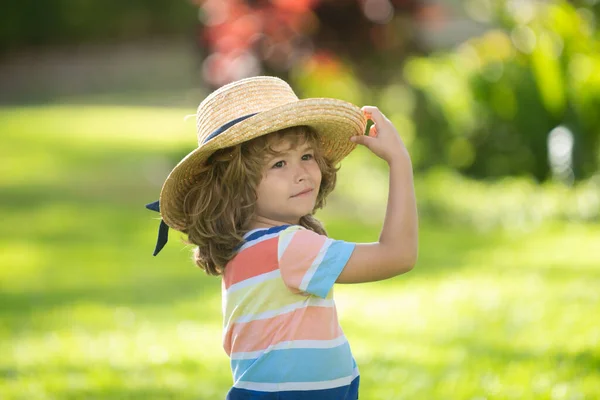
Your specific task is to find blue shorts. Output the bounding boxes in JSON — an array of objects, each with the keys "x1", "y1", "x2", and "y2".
[{"x1": 226, "y1": 376, "x2": 360, "y2": 400}]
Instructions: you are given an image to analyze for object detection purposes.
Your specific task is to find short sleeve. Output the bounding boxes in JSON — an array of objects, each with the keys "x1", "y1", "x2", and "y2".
[{"x1": 277, "y1": 225, "x2": 356, "y2": 298}]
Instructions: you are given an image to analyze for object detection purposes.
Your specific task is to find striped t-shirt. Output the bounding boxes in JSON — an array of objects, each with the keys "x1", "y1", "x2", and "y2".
[{"x1": 222, "y1": 224, "x2": 359, "y2": 400}]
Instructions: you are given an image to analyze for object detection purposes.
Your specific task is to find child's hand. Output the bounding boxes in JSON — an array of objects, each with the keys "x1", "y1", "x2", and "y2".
[{"x1": 351, "y1": 106, "x2": 410, "y2": 165}]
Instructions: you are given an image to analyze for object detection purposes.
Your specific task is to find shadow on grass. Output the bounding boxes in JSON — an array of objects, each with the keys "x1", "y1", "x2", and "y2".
[
  {"x1": 0, "y1": 273, "x2": 219, "y2": 314},
  {"x1": 1, "y1": 360, "x2": 231, "y2": 400},
  {"x1": 62, "y1": 389, "x2": 206, "y2": 400},
  {"x1": 0, "y1": 179, "x2": 164, "y2": 215}
]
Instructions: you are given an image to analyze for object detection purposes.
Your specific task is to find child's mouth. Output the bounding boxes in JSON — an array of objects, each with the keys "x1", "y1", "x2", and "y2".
[{"x1": 291, "y1": 189, "x2": 313, "y2": 198}]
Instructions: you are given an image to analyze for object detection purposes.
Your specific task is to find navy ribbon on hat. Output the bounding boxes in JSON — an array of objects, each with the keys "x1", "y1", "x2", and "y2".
[
  {"x1": 145, "y1": 112, "x2": 258, "y2": 256},
  {"x1": 145, "y1": 200, "x2": 169, "y2": 256}
]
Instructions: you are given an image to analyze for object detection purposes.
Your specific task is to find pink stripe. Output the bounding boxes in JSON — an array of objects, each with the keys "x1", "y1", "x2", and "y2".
[
  {"x1": 224, "y1": 305, "x2": 342, "y2": 355},
  {"x1": 279, "y1": 230, "x2": 326, "y2": 292},
  {"x1": 224, "y1": 238, "x2": 278, "y2": 289}
]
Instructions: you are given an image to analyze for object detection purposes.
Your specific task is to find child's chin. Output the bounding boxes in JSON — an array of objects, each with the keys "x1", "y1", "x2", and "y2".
[{"x1": 289, "y1": 210, "x2": 312, "y2": 221}]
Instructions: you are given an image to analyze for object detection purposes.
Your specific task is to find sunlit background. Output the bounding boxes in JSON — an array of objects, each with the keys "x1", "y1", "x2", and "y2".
[{"x1": 1, "y1": 1, "x2": 599, "y2": 399}]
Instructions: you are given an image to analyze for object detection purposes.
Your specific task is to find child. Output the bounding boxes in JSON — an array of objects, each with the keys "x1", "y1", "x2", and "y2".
[{"x1": 146, "y1": 76, "x2": 418, "y2": 399}]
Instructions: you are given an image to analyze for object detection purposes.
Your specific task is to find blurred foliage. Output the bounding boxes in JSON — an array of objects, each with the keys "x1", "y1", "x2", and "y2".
[
  {"x1": 2, "y1": 0, "x2": 599, "y2": 182},
  {"x1": 416, "y1": 168, "x2": 600, "y2": 228},
  {"x1": 192, "y1": 0, "x2": 428, "y2": 87},
  {"x1": 289, "y1": 1, "x2": 600, "y2": 182},
  {"x1": 403, "y1": 0, "x2": 600, "y2": 181},
  {"x1": 192, "y1": 0, "x2": 600, "y2": 181},
  {"x1": 0, "y1": 0, "x2": 197, "y2": 53}
]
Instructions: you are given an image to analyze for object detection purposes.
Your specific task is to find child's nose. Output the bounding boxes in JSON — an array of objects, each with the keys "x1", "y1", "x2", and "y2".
[{"x1": 294, "y1": 164, "x2": 310, "y2": 182}]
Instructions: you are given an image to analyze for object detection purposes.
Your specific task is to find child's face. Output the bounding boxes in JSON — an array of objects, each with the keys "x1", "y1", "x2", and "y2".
[{"x1": 253, "y1": 137, "x2": 322, "y2": 226}]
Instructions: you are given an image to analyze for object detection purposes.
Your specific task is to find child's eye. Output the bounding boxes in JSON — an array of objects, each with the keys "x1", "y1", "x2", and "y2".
[
  {"x1": 272, "y1": 160, "x2": 285, "y2": 169},
  {"x1": 302, "y1": 153, "x2": 314, "y2": 161}
]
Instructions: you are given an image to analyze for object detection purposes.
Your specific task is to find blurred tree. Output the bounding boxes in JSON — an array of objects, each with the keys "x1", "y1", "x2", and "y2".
[
  {"x1": 3, "y1": 0, "x2": 597, "y2": 181},
  {"x1": 404, "y1": 0, "x2": 600, "y2": 181},
  {"x1": 192, "y1": 0, "x2": 431, "y2": 87},
  {"x1": 193, "y1": 0, "x2": 599, "y2": 181},
  {"x1": 0, "y1": 0, "x2": 197, "y2": 53}
]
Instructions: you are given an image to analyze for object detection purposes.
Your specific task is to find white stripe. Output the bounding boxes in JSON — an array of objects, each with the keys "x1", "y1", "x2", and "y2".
[
  {"x1": 231, "y1": 335, "x2": 348, "y2": 360},
  {"x1": 234, "y1": 297, "x2": 333, "y2": 324},
  {"x1": 277, "y1": 226, "x2": 301, "y2": 261},
  {"x1": 227, "y1": 270, "x2": 280, "y2": 294},
  {"x1": 238, "y1": 231, "x2": 281, "y2": 252},
  {"x1": 234, "y1": 369, "x2": 359, "y2": 392},
  {"x1": 298, "y1": 238, "x2": 332, "y2": 292}
]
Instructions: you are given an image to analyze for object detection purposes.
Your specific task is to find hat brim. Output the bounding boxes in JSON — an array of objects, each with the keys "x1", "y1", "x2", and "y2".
[{"x1": 160, "y1": 97, "x2": 367, "y2": 231}]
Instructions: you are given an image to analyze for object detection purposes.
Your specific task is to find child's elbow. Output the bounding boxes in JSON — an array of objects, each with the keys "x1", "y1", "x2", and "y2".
[
  {"x1": 391, "y1": 249, "x2": 418, "y2": 275},
  {"x1": 404, "y1": 256, "x2": 417, "y2": 272},
  {"x1": 379, "y1": 243, "x2": 418, "y2": 277},
  {"x1": 397, "y1": 257, "x2": 417, "y2": 275}
]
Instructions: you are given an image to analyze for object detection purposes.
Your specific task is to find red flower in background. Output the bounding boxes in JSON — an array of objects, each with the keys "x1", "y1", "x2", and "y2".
[{"x1": 193, "y1": 0, "x2": 441, "y2": 87}]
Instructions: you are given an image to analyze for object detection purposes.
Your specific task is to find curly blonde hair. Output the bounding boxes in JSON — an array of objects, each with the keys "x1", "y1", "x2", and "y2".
[{"x1": 182, "y1": 126, "x2": 338, "y2": 276}]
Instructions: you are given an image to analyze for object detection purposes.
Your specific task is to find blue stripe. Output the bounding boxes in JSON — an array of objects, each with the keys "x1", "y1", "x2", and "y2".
[
  {"x1": 226, "y1": 376, "x2": 360, "y2": 400},
  {"x1": 244, "y1": 225, "x2": 290, "y2": 243},
  {"x1": 232, "y1": 342, "x2": 354, "y2": 383},
  {"x1": 306, "y1": 241, "x2": 355, "y2": 298},
  {"x1": 235, "y1": 225, "x2": 290, "y2": 251}
]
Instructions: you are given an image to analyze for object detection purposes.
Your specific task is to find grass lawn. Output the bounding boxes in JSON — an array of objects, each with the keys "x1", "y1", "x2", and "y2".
[{"x1": 1, "y1": 105, "x2": 599, "y2": 399}]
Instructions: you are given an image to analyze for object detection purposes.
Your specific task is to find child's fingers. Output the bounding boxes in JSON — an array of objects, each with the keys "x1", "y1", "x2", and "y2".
[
  {"x1": 350, "y1": 134, "x2": 376, "y2": 148},
  {"x1": 361, "y1": 106, "x2": 387, "y2": 127},
  {"x1": 368, "y1": 124, "x2": 378, "y2": 138}
]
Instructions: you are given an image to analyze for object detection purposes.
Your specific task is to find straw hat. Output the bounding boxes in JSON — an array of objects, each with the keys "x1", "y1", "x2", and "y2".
[{"x1": 156, "y1": 76, "x2": 367, "y2": 236}]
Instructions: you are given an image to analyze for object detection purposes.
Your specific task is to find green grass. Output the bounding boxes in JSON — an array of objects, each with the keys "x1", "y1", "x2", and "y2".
[{"x1": 1, "y1": 105, "x2": 599, "y2": 399}]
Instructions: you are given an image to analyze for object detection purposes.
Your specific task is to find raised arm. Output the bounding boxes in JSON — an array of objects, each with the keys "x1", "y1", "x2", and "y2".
[{"x1": 336, "y1": 106, "x2": 418, "y2": 284}]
